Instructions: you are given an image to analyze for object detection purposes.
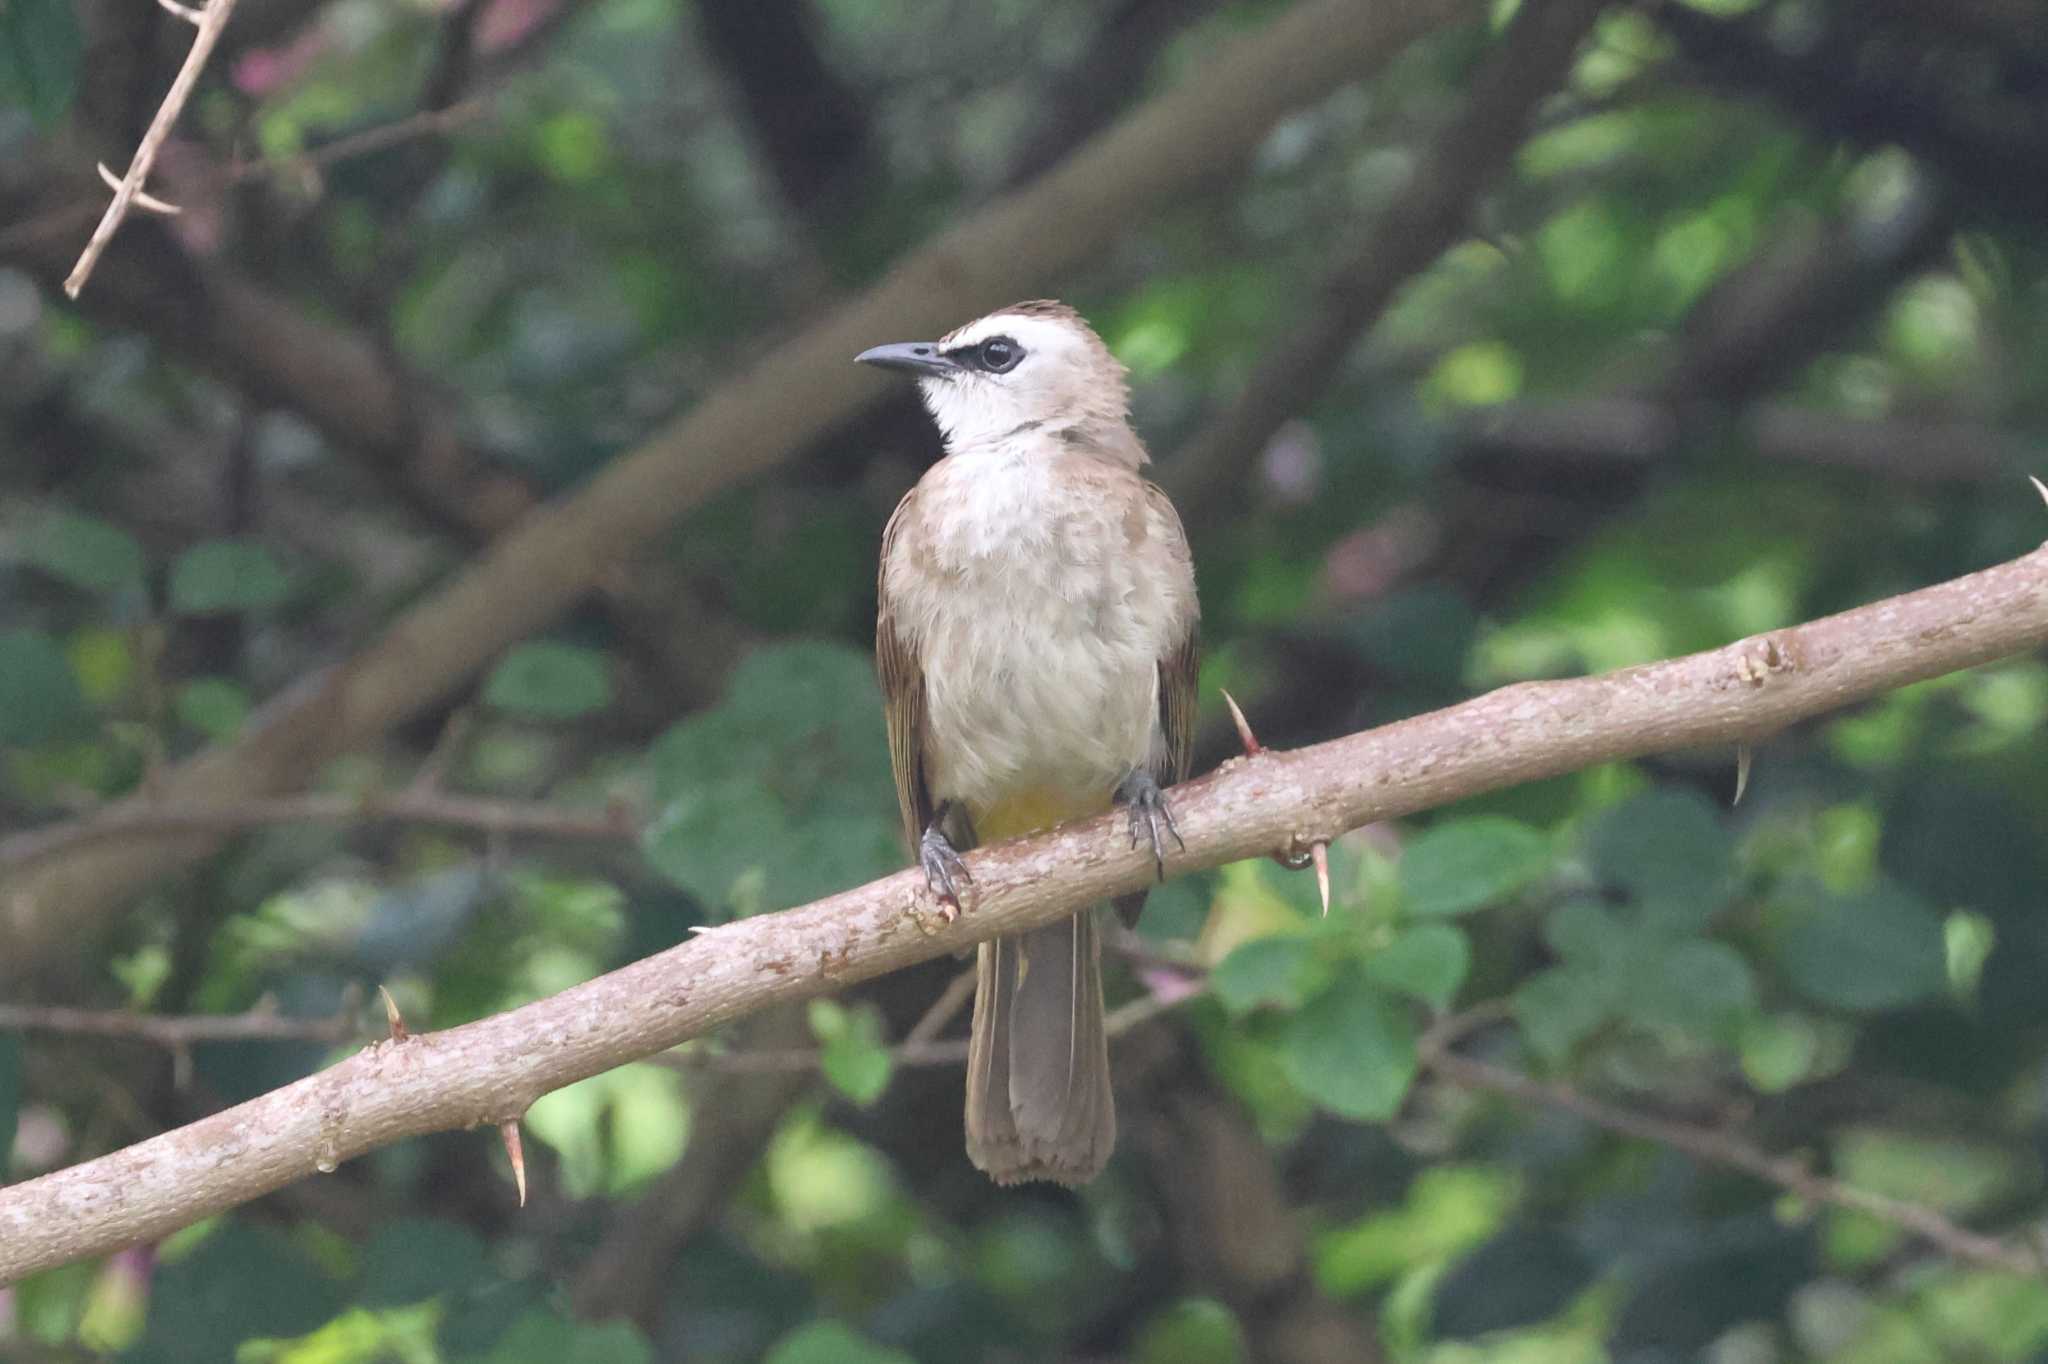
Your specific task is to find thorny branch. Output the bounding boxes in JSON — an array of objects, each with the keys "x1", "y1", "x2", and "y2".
[
  {"x1": 2, "y1": 534, "x2": 2046, "y2": 1284},
  {"x1": 66, "y1": 0, "x2": 241, "y2": 298}
]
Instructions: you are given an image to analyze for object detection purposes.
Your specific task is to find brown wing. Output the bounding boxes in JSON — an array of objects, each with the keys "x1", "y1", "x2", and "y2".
[
  {"x1": 876, "y1": 486, "x2": 934, "y2": 851},
  {"x1": 1146, "y1": 479, "x2": 1200, "y2": 787},
  {"x1": 1115, "y1": 481, "x2": 1199, "y2": 929},
  {"x1": 1156, "y1": 625, "x2": 1199, "y2": 786}
]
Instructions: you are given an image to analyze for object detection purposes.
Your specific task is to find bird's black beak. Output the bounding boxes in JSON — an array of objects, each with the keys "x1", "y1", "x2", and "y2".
[{"x1": 855, "y1": 341, "x2": 956, "y2": 379}]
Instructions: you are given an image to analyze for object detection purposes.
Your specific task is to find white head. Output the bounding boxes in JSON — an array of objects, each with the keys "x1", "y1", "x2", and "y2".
[{"x1": 856, "y1": 301, "x2": 1144, "y2": 465}]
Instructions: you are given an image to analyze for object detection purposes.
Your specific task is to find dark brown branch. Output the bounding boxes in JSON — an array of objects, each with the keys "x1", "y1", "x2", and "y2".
[
  {"x1": 3, "y1": 535, "x2": 2044, "y2": 1284},
  {"x1": 0, "y1": 0, "x2": 1472, "y2": 990},
  {"x1": 1422, "y1": 1043, "x2": 2039, "y2": 1276},
  {"x1": 693, "y1": 0, "x2": 876, "y2": 230},
  {"x1": 1163, "y1": 0, "x2": 1606, "y2": 526},
  {"x1": 1006, "y1": 0, "x2": 1223, "y2": 185},
  {"x1": 0, "y1": 791, "x2": 637, "y2": 870}
]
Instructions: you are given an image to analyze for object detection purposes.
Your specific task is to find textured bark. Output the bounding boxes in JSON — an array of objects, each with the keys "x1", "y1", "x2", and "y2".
[{"x1": 4, "y1": 538, "x2": 2045, "y2": 1284}]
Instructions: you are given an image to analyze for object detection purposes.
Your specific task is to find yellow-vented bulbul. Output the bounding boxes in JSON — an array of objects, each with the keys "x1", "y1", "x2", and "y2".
[{"x1": 859, "y1": 301, "x2": 1199, "y2": 1186}]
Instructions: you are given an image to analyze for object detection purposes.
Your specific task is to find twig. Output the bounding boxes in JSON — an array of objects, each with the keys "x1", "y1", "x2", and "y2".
[
  {"x1": 223, "y1": 97, "x2": 495, "y2": 190},
  {"x1": 2, "y1": 98, "x2": 498, "y2": 264},
  {"x1": 902, "y1": 967, "x2": 977, "y2": 1048},
  {"x1": 0, "y1": 790, "x2": 636, "y2": 870},
  {"x1": 65, "y1": 0, "x2": 241, "y2": 298},
  {"x1": 1421, "y1": 1041, "x2": 2040, "y2": 1276},
  {"x1": 0, "y1": 998, "x2": 359, "y2": 1047},
  {"x1": 667, "y1": 982, "x2": 1196, "y2": 1075}
]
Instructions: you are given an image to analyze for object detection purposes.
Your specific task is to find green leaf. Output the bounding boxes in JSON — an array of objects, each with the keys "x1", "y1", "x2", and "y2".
[
  {"x1": 1775, "y1": 881, "x2": 1948, "y2": 1011},
  {"x1": 175, "y1": 677, "x2": 251, "y2": 740},
  {"x1": 1739, "y1": 1013, "x2": 1821, "y2": 1093},
  {"x1": 359, "y1": 1218, "x2": 492, "y2": 1306},
  {"x1": 1614, "y1": 938, "x2": 1755, "y2": 1039},
  {"x1": 1135, "y1": 1297, "x2": 1248, "y2": 1364},
  {"x1": 0, "y1": 628, "x2": 85, "y2": 745},
  {"x1": 1514, "y1": 965, "x2": 1612, "y2": 1063},
  {"x1": 642, "y1": 783, "x2": 899, "y2": 917},
  {"x1": 1315, "y1": 1164, "x2": 1519, "y2": 1297},
  {"x1": 1362, "y1": 923, "x2": 1470, "y2": 1009},
  {"x1": 810, "y1": 999, "x2": 893, "y2": 1106},
  {"x1": 1431, "y1": 1224, "x2": 1596, "y2": 1338},
  {"x1": 464, "y1": 1309, "x2": 652, "y2": 1364},
  {"x1": 1401, "y1": 817, "x2": 1549, "y2": 917},
  {"x1": 0, "y1": 1031, "x2": 20, "y2": 1176},
  {"x1": 643, "y1": 643, "x2": 899, "y2": 915},
  {"x1": 0, "y1": 0, "x2": 81, "y2": 126},
  {"x1": 763, "y1": 1321, "x2": 914, "y2": 1364},
  {"x1": 1210, "y1": 935, "x2": 1323, "y2": 1014},
  {"x1": 131, "y1": 1223, "x2": 345, "y2": 1362},
  {"x1": 1585, "y1": 787, "x2": 1733, "y2": 930},
  {"x1": 23, "y1": 510, "x2": 143, "y2": 594},
  {"x1": 1280, "y1": 968, "x2": 1417, "y2": 1120},
  {"x1": 168, "y1": 539, "x2": 292, "y2": 615},
  {"x1": 1541, "y1": 899, "x2": 1622, "y2": 968},
  {"x1": 484, "y1": 642, "x2": 613, "y2": 719}
]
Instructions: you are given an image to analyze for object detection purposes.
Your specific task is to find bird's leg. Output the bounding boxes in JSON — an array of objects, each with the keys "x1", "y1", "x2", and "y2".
[
  {"x1": 1115, "y1": 770, "x2": 1184, "y2": 880},
  {"x1": 919, "y1": 803, "x2": 972, "y2": 921}
]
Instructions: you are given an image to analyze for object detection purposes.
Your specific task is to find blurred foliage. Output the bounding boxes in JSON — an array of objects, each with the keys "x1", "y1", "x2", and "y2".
[{"x1": 7, "y1": 0, "x2": 2048, "y2": 1359}]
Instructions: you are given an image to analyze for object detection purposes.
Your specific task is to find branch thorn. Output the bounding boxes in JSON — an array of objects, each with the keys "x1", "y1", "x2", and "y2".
[
  {"x1": 499, "y1": 1119, "x2": 527, "y2": 1207},
  {"x1": 1310, "y1": 839, "x2": 1331, "y2": 916},
  {"x1": 96, "y1": 164, "x2": 183, "y2": 216},
  {"x1": 157, "y1": 0, "x2": 206, "y2": 23},
  {"x1": 1221, "y1": 689, "x2": 1262, "y2": 757},
  {"x1": 378, "y1": 986, "x2": 409, "y2": 1042},
  {"x1": 1732, "y1": 743, "x2": 1753, "y2": 806},
  {"x1": 2032, "y1": 475, "x2": 2048, "y2": 510}
]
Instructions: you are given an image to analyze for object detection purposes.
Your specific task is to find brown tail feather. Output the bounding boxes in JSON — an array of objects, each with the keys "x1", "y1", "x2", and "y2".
[{"x1": 964, "y1": 910, "x2": 1115, "y2": 1185}]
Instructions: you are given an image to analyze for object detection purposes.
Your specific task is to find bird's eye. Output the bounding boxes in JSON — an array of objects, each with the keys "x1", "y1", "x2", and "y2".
[{"x1": 977, "y1": 337, "x2": 1022, "y2": 373}]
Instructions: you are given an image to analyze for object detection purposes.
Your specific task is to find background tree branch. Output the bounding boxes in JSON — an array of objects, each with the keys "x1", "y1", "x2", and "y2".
[
  {"x1": 1161, "y1": 0, "x2": 1607, "y2": 526},
  {"x1": 4, "y1": 535, "x2": 2044, "y2": 1285},
  {"x1": 0, "y1": 0, "x2": 1471, "y2": 991}
]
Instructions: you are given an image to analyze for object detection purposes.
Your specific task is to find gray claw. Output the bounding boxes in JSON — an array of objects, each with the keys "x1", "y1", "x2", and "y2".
[
  {"x1": 919, "y1": 824, "x2": 970, "y2": 920},
  {"x1": 1116, "y1": 771, "x2": 1183, "y2": 881}
]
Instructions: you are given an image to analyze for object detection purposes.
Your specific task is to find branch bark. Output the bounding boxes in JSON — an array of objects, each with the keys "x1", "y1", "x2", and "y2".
[
  {"x1": 0, "y1": 0, "x2": 1473, "y2": 989},
  {"x1": 4, "y1": 537, "x2": 2045, "y2": 1284}
]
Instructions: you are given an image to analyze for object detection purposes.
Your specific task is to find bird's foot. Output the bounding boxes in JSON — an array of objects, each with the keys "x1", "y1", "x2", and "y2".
[
  {"x1": 1116, "y1": 770, "x2": 1184, "y2": 880},
  {"x1": 919, "y1": 823, "x2": 972, "y2": 923}
]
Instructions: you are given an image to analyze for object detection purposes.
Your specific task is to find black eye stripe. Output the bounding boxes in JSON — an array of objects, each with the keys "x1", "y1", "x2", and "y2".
[{"x1": 945, "y1": 335, "x2": 1025, "y2": 374}]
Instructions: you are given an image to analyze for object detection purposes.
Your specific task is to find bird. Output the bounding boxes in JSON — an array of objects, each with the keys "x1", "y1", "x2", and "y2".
[{"x1": 859, "y1": 301, "x2": 1199, "y2": 1186}]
